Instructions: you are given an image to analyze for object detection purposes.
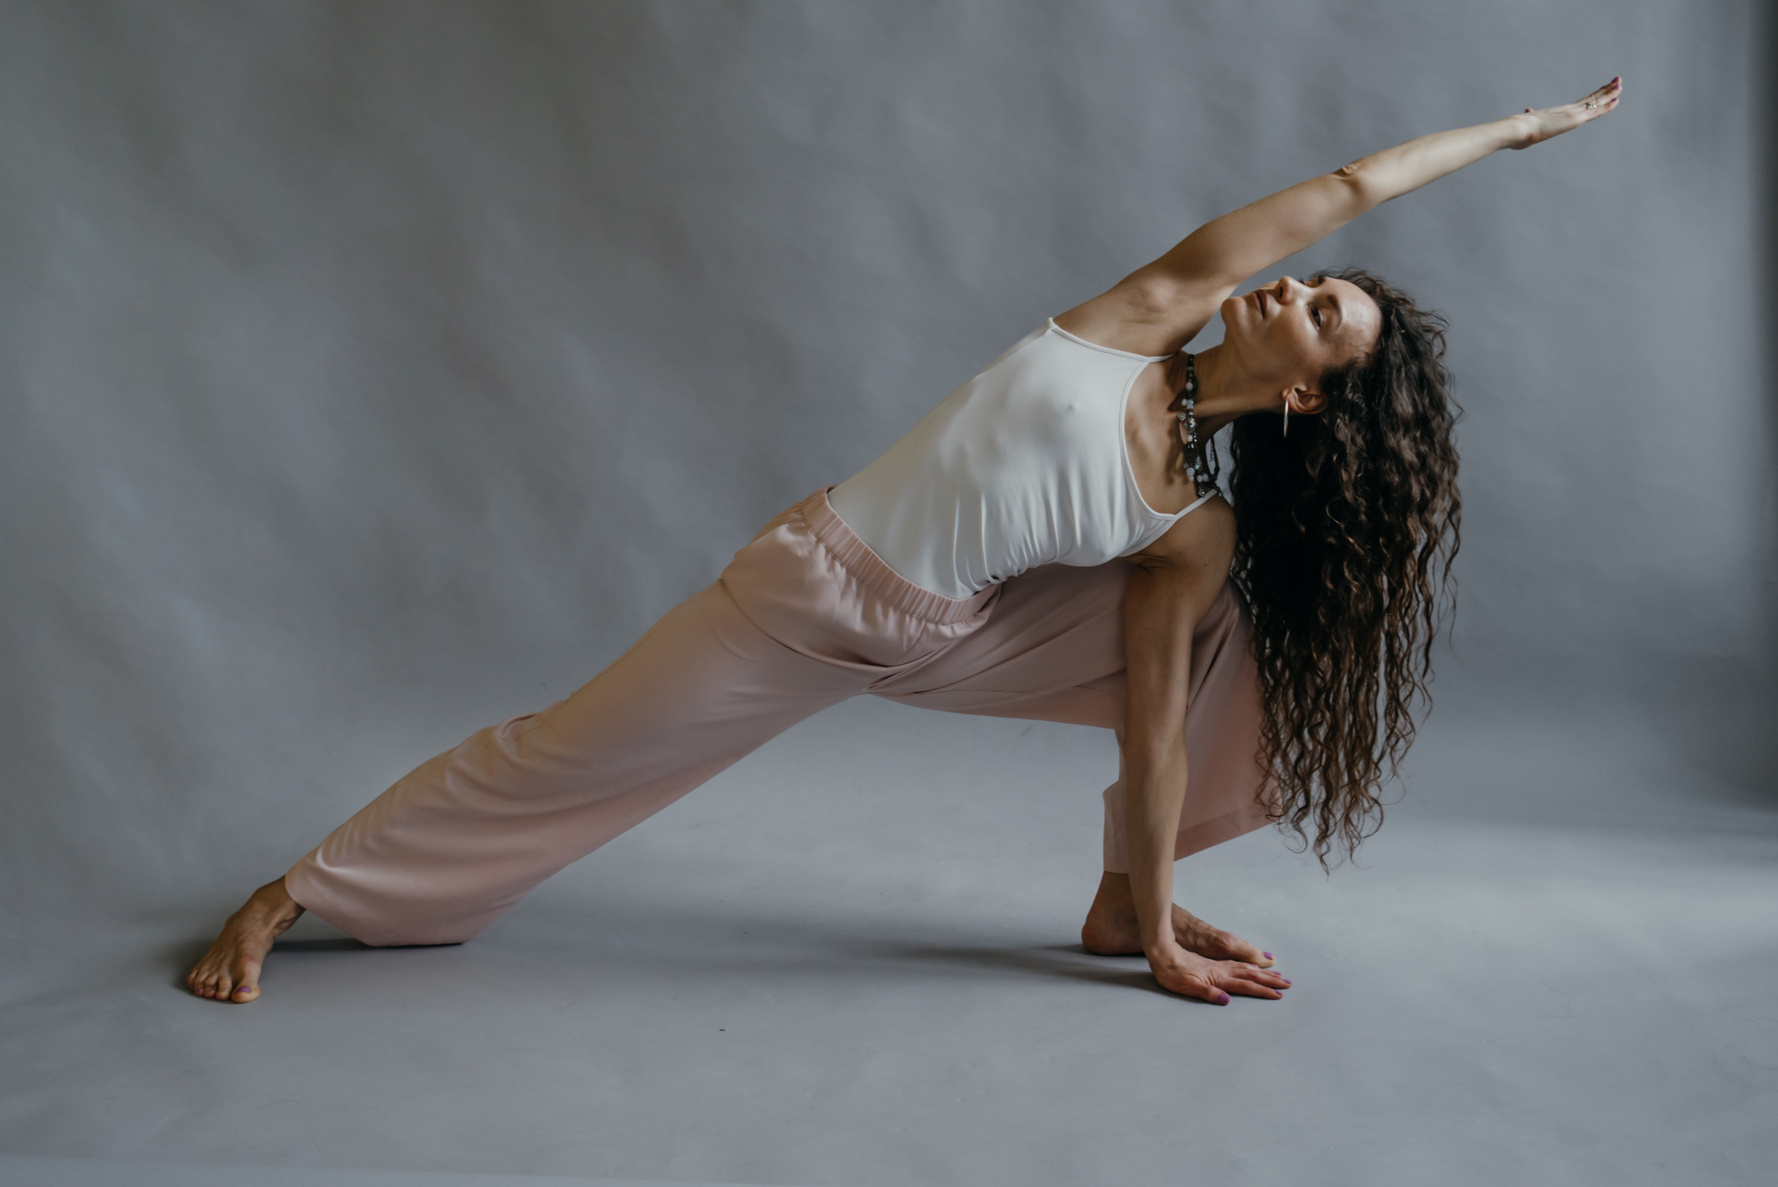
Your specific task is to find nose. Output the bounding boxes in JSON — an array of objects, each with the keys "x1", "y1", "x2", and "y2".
[{"x1": 1273, "y1": 276, "x2": 1305, "y2": 302}]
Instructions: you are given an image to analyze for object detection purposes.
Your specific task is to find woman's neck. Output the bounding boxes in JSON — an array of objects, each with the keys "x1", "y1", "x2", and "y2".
[{"x1": 1175, "y1": 343, "x2": 1285, "y2": 436}]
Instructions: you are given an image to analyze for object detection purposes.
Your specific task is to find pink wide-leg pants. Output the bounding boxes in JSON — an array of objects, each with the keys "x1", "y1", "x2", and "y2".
[{"x1": 284, "y1": 490, "x2": 1274, "y2": 947}]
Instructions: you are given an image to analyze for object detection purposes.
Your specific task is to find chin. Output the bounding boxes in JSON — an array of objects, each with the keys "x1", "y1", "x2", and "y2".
[{"x1": 1219, "y1": 295, "x2": 1250, "y2": 341}]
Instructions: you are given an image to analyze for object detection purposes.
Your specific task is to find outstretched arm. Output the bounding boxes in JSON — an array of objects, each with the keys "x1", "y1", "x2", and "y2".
[{"x1": 1059, "y1": 77, "x2": 1623, "y2": 354}]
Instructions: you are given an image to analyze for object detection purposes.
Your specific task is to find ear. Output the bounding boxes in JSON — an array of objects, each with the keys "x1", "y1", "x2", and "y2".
[{"x1": 1285, "y1": 388, "x2": 1328, "y2": 417}]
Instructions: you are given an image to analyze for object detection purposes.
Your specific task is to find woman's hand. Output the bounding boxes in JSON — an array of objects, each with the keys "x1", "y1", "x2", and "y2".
[
  {"x1": 1507, "y1": 77, "x2": 1623, "y2": 149},
  {"x1": 1147, "y1": 937, "x2": 1292, "y2": 1004}
]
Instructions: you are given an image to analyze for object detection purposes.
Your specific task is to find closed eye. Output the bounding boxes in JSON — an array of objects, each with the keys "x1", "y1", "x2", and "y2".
[{"x1": 1312, "y1": 306, "x2": 1323, "y2": 329}]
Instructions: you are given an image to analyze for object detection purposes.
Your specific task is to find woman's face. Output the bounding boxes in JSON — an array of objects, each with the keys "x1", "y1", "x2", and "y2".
[{"x1": 1222, "y1": 275, "x2": 1381, "y2": 406}]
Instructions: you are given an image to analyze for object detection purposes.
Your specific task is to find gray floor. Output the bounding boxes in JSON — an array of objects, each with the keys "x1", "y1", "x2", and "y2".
[{"x1": 3, "y1": 694, "x2": 1775, "y2": 1187}]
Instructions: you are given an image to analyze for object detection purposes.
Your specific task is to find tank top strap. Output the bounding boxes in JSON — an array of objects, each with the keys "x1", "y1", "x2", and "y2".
[
  {"x1": 1045, "y1": 319, "x2": 1173, "y2": 363},
  {"x1": 1174, "y1": 490, "x2": 1218, "y2": 520}
]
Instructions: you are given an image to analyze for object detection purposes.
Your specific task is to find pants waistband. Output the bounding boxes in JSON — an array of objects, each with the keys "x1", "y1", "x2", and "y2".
[{"x1": 796, "y1": 488, "x2": 999, "y2": 626}]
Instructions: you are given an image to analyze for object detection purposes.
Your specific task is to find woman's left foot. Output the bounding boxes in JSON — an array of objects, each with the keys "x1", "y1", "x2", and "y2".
[
  {"x1": 1080, "y1": 871, "x2": 1276, "y2": 968},
  {"x1": 186, "y1": 877, "x2": 304, "y2": 1003}
]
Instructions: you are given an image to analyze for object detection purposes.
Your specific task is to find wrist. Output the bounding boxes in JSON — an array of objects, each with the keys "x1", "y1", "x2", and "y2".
[
  {"x1": 1142, "y1": 932, "x2": 1184, "y2": 962},
  {"x1": 1496, "y1": 112, "x2": 1535, "y2": 148}
]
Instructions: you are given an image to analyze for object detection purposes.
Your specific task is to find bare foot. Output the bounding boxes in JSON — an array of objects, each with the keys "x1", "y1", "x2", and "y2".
[
  {"x1": 1080, "y1": 871, "x2": 1277, "y2": 969},
  {"x1": 186, "y1": 877, "x2": 304, "y2": 1003}
]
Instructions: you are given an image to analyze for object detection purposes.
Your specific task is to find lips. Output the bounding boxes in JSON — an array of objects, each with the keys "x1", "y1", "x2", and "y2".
[{"x1": 1254, "y1": 290, "x2": 1267, "y2": 316}]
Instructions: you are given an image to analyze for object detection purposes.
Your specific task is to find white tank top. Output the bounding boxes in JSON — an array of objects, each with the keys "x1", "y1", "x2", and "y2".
[{"x1": 827, "y1": 319, "x2": 1216, "y2": 600}]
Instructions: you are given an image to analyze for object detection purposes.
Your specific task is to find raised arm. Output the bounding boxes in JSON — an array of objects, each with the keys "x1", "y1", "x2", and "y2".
[{"x1": 1058, "y1": 77, "x2": 1623, "y2": 355}]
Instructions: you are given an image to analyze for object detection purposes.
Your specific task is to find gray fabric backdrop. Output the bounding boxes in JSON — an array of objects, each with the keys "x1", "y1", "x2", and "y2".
[{"x1": 2, "y1": 0, "x2": 1771, "y2": 939}]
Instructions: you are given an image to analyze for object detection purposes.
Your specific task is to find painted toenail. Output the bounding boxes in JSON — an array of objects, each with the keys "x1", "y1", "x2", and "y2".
[
  {"x1": 1216, "y1": 992, "x2": 1230, "y2": 1005},
  {"x1": 1263, "y1": 952, "x2": 1273, "y2": 960}
]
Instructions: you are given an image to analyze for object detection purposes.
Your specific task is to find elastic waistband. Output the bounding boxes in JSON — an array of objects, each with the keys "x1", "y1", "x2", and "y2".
[{"x1": 797, "y1": 488, "x2": 998, "y2": 626}]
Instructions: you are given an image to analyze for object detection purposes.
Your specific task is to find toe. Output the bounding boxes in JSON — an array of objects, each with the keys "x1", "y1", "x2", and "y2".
[
  {"x1": 232, "y1": 957, "x2": 264, "y2": 994},
  {"x1": 1240, "y1": 946, "x2": 1275, "y2": 969},
  {"x1": 1216, "y1": 933, "x2": 1271, "y2": 966},
  {"x1": 231, "y1": 984, "x2": 260, "y2": 1003}
]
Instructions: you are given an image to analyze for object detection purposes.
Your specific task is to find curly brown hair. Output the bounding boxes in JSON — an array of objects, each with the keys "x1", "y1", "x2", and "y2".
[{"x1": 1226, "y1": 267, "x2": 1461, "y2": 868}]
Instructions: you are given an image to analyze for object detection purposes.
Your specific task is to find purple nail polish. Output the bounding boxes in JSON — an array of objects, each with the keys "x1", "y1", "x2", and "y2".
[
  {"x1": 1217, "y1": 992, "x2": 1231, "y2": 1005},
  {"x1": 1263, "y1": 952, "x2": 1273, "y2": 960}
]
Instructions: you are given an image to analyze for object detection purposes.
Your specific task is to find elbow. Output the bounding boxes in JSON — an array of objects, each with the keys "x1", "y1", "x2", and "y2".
[{"x1": 1331, "y1": 162, "x2": 1382, "y2": 209}]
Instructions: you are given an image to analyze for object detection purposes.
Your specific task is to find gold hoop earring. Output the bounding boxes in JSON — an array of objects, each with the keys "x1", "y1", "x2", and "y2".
[{"x1": 1283, "y1": 400, "x2": 1291, "y2": 438}]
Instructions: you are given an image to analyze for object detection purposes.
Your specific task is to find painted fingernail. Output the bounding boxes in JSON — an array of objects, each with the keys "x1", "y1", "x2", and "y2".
[{"x1": 1216, "y1": 992, "x2": 1231, "y2": 1005}]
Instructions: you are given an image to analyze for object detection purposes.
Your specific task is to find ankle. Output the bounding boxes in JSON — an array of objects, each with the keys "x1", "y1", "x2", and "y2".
[
  {"x1": 249, "y1": 878, "x2": 303, "y2": 925},
  {"x1": 1090, "y1": 872, "x2": 1135, "y2": 913}
]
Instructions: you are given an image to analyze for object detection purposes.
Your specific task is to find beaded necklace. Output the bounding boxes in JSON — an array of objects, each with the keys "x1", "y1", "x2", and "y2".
[{"x1": 1173, "y1": 352, "x2": 1221, "y2": 497}]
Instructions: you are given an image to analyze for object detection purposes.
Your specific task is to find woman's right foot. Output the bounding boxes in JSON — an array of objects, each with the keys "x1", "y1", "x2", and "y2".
[
  {"x1": 186, "y1": 877, "x2": 304, "y2": 1003},
  {"x1": 1080, "y1": 871, "x2": 1277, "y2": 969}
]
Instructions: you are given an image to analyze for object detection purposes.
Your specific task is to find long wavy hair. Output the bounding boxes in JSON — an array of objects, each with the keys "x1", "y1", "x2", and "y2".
[{"x1": 1227, "y1": 267, "x2": 1461, "y2": 868}]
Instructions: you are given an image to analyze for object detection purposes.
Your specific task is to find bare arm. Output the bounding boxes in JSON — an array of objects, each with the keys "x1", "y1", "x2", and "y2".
[
  {"x1": 1120, "y1": 558, "x2": 1203, "y2": 988},
  {"x1": 1059, "y1": 77, "x2": 1624, "y2": 355},
  {"x1": 1120, "y1": 503, "x2": 1285, "y2": 1003}
]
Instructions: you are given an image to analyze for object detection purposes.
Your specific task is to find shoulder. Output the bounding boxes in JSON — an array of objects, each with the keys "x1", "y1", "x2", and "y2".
[
  {"x1": 1129, "y1": 494, "x2": 1236, "y2": 587},
  {"x1": 1120, "y1": 495, "x2": 1236, "y2": 634},
  {"x1": 1052, "y1": 271, "x2": 1224, "y2": 358}
]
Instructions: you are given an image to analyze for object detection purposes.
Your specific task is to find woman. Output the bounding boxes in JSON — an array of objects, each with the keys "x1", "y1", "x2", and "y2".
[{"x1": 189, "y1": 78, "x2": 1622, "y2": 1007}]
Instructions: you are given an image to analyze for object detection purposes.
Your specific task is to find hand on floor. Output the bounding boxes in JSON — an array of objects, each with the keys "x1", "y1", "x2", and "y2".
[{"x1": 1146, "y1": 939, "x2": 1290, "y2": 1005}]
